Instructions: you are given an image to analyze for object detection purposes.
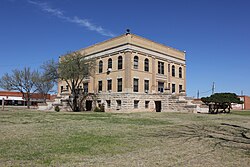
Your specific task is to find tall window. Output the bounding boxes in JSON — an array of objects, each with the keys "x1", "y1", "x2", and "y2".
[
  {"x1": 179, "y1": 85, "x2": 183, "y2": 93},
  {"x1": 107, "y1": 79, "x2": 112, "y2": 91},
  {"x1": 168, "y1": 64, "x2": 170, "y2": 73},
  {"x1": 133, "y1": 78, "x2": 139, "y2": 92},
  {"x1": 118, "y1": 56, "x2": 123, "y2": 70},
  {"x1": 179, "y1": 67, "x2": 182, "y2": 78},
  {"x1": 172, "y1": 65, "x2": 175, "y2": 77},
  {"x1": 144, "y1": 80, "x2": 149, "y2": 93},
  {"x1": 83, "y1": 83, "x2": 88, "y2": 93},
  {"x1": 99, "y1": 60, "x2": 103, "y2": 73},
  {"x1": 172, "y1": 83, "x2": 176, "y2": 93},
  {"x1": 158, "y1": 82, "x2": 164, "y2": 93},
  {"x1": 134, "y1": 56, "x2": 138, "y2": 69},
  {"x1": 158, "y1": 61, "x2": 164, "y2": 74},
  {"x1": 117, "y1": 78, "x2": 122, "y2": 92},
  {"x1": 108, "y1": 58, "x2": 112, "y2": 69},
  {"x1": 144, "y1": 58, "x2": 149, "y2": 71},
  {"x1": 98, "y1": 81, "x2": 102, "y2": 92}
]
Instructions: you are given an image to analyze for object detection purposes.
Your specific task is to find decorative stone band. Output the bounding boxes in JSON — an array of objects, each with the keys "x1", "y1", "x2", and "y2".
[{"x1": 83, "y1": 44, "x2": 185, "y2": 65}]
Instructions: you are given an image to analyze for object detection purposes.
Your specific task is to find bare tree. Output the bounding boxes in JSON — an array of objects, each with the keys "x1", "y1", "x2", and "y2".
[
  {"x1": 0, "y1": 67, "x2": 39, "y2": 109},
  {"x1": 43, "y1": 51, "x2": 95, "y2": 111},
  {"x1": 34, "y1": 72, "x2": 55, "y2": 103},
  {"x1": 41, "y1": 59, "x2": 59, "y2": 83}
]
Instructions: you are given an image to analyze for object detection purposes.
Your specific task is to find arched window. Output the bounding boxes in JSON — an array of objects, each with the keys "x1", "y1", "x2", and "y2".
[
  {"x1": 118, "y1": 56, "x2": 123, "y2": 70},
  {"x1": 179, "y1": 67, "x2": 182, "y2": 78},
  {"x1": 144, "y1": 58, "x2": 149, "y2": 72},
  {"x1": 108, "y1": 58, "x2": 112, "y2": 69},
  {"x1": 134, "y1": 56, "x2": 139, "y2": 69},
  {"x1": 99, "y1": 60, "x2": 103, "y2": 73},
  {"x1": 172, "y1": 65, "x2": 175, "y2": 77}
]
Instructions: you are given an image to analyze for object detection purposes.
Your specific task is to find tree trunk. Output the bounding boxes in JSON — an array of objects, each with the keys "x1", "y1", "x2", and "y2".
[
  {"x1": 43, "y1": 94, "x2": 47, "y2": 103},
  {"x1": 2, "y1": 98, "x2": 4, "y2": 111},
  {"x1": 27, "y1": 94, "x2": 31, "y2": 109},
  {"x1": 72, "y1": 92, "x2": 78, "y2": 112}
]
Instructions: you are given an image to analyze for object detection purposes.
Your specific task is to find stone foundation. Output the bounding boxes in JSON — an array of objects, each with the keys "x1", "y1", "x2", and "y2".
[{"x1": 45, "y1": 92, "x2": 200, "y2": 113}]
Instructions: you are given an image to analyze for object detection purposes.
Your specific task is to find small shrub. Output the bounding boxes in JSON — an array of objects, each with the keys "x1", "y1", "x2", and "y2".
[
  {"x1": 100, "y1": 103, "x2": 105, "y2": 112},
  {"x1": 94, "y1": 103, "x2": 105, "y2": 112},
  {"x1": 54, "y1": 106, "x2": 60, "y2": 112},
  {"x1": 94, "y1": 107, "x2": 102, "y2": 112}
]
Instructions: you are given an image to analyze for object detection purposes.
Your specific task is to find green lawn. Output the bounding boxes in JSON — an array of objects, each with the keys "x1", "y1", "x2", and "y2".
[
  {"x1": 0, "y1": 108, "x2": 249, "y2": 166},
  {"x1": 231, "y1": 110, "x2": 250, "y2": 116}
]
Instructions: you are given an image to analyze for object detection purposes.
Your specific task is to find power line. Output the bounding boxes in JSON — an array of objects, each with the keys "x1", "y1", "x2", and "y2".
[
  {"x1": 200, "y1": 89, "x2": 212, "y2": 94},
  {"x1": 197, "y1": 82, "x2": 216, "y2": 98}
]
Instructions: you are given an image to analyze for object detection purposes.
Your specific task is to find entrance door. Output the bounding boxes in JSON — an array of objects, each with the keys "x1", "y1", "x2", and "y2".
[
  {"x1": 86, "y1": 100, "x2": 92, "y2": 111},
  {"x1": 155, "y1": 101, "x2": 162, "y2": 112}
]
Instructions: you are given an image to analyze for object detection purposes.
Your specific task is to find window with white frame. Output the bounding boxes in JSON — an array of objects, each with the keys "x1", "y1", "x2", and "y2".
[
  {"x1": 83, "y1": 83, "x2": 88, "y2": 93},
  {"x1": 179, "y1": 67, "x2": 182, "y2": 78},
  {"x1": 107, "y1": 79, "x2": 112, "y2": 91},
  {"x1": 144, "y1": 58, "x2": 149, "y2": 72},
  {"x1": 172, "y1": 65, "x2": 175, "y2": 77},
  {"x1": 144, "y1": 80, "x2": 149, "y2": 93},
  {"x1": 98, "y1": 81, "x2": 102, "y2": 92},
  {"x1": 108, "y1": 58, "x2": 112, "y2": 69},
  {"x1": 172, "y1": 83, "x2": 176, "y2": 93},
  {"x1": 134, "y1": 56, "x2": 139, "y2": 69},
  {"x1": 117, "y1": 78, "x2": 122, "y2": 92},
  {"x1": 158, "y1": 82, "x2": 164, "y2": 93},
  {"x1": 133, "y1": 78, "x2": 139, "y2": 92},
  {"x1": 99, "y1": 60, "x2": 103, "y2": 73},
  {"x1": 118, "y1": 56, "x2": 123, "y2": 70},
  {"x1": 158, "y1": 61, "x2": 164, "y2": 74}
]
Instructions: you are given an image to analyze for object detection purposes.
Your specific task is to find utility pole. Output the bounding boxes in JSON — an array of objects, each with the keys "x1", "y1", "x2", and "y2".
[
  {"x1": 197, "y1": 90, "x2": 200, "y2": 99},
  {"x1": 212, "y1": 82, "x2": 215, "y2": 95}
]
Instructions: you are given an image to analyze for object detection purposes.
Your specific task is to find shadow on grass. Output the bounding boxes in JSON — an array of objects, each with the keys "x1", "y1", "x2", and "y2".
[{"x1": 144, "y1": 122, "x2": 250, "y2": 152}]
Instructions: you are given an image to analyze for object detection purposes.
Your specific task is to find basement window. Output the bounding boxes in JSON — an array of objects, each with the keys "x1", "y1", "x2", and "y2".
[
  {"x1": 145, "y1": 101, "x2": 149, "y2": 108},
  {"x1": 106, "y1": 100, "x2": 111, "y2": 108},
  {"x1": 134, "y1": 100, "x2": 139, "y2": 109}
]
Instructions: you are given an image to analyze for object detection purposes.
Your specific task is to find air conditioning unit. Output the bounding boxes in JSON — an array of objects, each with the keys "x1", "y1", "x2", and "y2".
[{"x1": 145, "y1": 90, "x2": 148, "y2": 93}]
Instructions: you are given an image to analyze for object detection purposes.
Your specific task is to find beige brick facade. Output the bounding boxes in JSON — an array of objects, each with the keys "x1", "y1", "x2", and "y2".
[{"x1": 58, "y1": 33, "x2": 189, "y2": 112}]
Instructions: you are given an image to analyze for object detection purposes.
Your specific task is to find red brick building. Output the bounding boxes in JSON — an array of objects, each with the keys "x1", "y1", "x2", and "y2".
[
  {"x1": 0, "y1": 91, "x2": 52, "y2": 106},
  {"x1": 232, "y1": 96, "x2": 250, "y2": 110}
]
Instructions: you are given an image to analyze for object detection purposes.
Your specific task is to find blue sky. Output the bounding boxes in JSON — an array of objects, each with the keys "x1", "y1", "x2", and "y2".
[{"x1": 0, "y1": 0, "x2": 250, "y2": 97}]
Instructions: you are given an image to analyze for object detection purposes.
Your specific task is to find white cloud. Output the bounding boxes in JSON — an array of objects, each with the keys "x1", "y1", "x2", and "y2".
[{"x1": 27, "y1": 0, "x2": 115, "y2": 37}]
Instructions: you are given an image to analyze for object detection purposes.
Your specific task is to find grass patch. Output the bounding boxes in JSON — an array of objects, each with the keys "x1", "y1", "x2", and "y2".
[
  {"x1": 0, "y1": 108, "x2": 249, "y2": 166},
  {"x1": 231, "y1": 110, "x2": 250, "y2": 116}
]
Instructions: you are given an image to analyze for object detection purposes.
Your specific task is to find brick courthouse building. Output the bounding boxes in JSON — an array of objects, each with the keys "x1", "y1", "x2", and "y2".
[{"x1": 58, "y1": 32, "x2": 191, "y2": 112}]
